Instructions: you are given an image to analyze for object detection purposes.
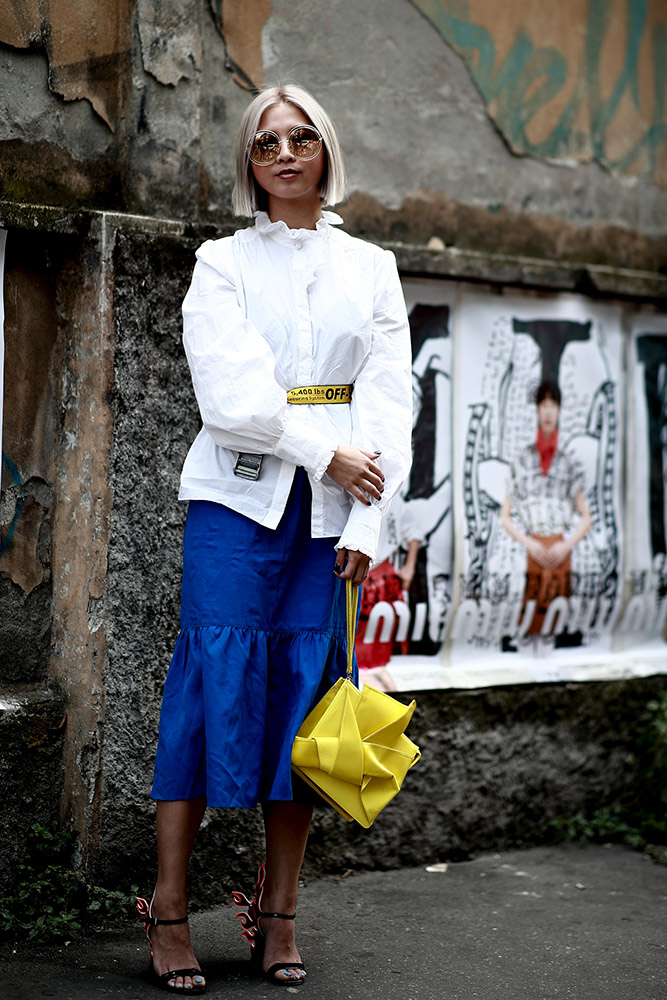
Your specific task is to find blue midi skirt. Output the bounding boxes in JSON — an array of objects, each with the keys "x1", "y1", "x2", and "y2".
[{"x1": 151, "y1": 470, "x2": 356, "y2": 807}]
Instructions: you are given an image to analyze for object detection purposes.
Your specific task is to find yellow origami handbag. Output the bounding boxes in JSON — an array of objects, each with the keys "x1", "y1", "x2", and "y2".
[{"x1": 291, "y1": 580, "x2": 421, "y2": 828}]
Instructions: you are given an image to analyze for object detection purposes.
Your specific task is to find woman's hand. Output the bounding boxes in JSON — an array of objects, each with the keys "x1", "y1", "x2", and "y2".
[
  {"x1": 541, "y1": 539, "x2": 571, "y2": 569},
  {"x1": 334, "y1": 548, "x2": 370, "y2": 586},
  {"x1": 524, "y1": 536, "x2": 551, "y2": 568},
  {"x1": 326, "y1": 446, "x2": 384, "y2": 506}
]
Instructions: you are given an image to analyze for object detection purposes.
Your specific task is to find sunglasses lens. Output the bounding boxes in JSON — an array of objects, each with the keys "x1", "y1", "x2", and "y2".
[
  {"x1": 289, "y1": 126, "x2": 322, "y2": 159},
  {"x1": 250, "y1": 131, "x2": 280, "y2": 164}
]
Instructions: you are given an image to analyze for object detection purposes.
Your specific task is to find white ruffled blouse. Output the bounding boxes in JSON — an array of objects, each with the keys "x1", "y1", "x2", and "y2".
[{"x1": 178, "y1": 210, "x2": 412, "y2": 561}]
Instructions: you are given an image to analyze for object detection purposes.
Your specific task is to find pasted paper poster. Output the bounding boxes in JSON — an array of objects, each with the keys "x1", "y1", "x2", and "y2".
[
  {"x1": 618, "y1": 314, "x2": 667, "y2": 670},
  {"x1": 0, "y1": 229, "x2": 6, "y2": 525},
  {"x1": 448, "y1": 291, "x2": 625, "y2": 686},
  {"x1": 355, "y1": 280, "x2": 455, "y2": 692}
]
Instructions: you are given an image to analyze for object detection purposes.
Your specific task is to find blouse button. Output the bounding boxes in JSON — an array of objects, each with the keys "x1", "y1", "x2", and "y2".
[{"x1": 294, "y1": 242, "x2": 303, "y2": 250}]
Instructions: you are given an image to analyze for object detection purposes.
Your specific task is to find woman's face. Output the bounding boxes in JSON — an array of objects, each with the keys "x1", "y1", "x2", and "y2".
[
  {"x1": 250, "y1": 102, "x2": 325, "y2": 208},
  {"x1": 537, "y1": 395, "x2": 560, "y2": 436}
]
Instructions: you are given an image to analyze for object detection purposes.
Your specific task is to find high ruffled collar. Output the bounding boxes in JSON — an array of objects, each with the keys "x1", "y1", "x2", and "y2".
[{"x1": 253, "y1": 210, "x2": 343, "y2": 243}]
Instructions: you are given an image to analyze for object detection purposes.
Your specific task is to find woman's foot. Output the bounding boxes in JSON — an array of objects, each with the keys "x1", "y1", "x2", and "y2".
[
  {"x1": 148, "y1": 892, "x2": 206, "y2": 992},
  {"x1": 259, "y1": 904, "x2": 306, "y2": 984}
]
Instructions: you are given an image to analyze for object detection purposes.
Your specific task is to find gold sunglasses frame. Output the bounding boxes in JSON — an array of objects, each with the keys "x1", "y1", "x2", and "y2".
[{"x1": 247, "y1": 125, "x2": 323, "y2": 166}]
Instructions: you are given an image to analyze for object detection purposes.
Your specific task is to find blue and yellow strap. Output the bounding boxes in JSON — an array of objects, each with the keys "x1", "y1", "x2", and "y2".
[{"x1": 346, "y1": 579, "x2": 359, "y2": 680}]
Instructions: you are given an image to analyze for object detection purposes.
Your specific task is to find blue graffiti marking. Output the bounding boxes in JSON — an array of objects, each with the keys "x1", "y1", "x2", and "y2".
[
  {"x1": 409, "y1": 0, "x2": 667, "y2": 182},
  {"x1": 0, "y1": 453, "x2": 23, "y2": 557}
]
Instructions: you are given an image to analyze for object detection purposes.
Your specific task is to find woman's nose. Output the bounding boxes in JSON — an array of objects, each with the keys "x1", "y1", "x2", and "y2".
[{"x1": 275, "y1": 138, "x2": 295, "y2": 161}]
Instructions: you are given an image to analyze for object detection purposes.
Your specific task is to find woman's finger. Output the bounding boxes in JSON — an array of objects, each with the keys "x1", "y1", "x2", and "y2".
[
  {"x1": 360, "y1": 474, "x2": 384, "y2": 499},
  {"x1": 350, "y1": 485, "x2": 373, "y2": 506},
  {"x1": 363, "y1": 469, "x2": 384, "y2": 489},
  {"x1": 333, "y1": 548, "x2": 346, "y2": 575}
]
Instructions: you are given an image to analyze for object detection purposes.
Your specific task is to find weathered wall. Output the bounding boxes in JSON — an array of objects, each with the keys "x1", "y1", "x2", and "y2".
[
  {"x1": 1, "y1": 0, "x2": 667, "y2": 889},
  {"x1": 0, "y1": 232, "x2": 62, "y2": 685},
  {"x1": 100, "y1": 224, "x2": 667, "y2": 896},
  {"x1": 1, "y1": 1, "x2": 666, "y2": 248}
]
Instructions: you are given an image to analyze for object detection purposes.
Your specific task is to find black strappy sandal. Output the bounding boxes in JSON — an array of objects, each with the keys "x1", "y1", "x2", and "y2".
[
  {"x1": 136, "y1": 894, "x2": 207, "y2": 994},
  {"x1": 232, "y1": 864, "x2": 306, "y2": 986}
]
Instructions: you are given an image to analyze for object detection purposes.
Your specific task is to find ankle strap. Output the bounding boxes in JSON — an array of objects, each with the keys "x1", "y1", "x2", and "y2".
[
  {"x1": 147, "y1": 914, "x2": 189, "y2": 927},
  {"x1": 260, "y1": 911, "x2": 296, "y2": 921}
]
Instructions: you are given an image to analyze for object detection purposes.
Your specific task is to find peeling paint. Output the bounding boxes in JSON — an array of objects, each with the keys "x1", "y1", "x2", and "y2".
[
  {"x1": 0, "y1": 0, "x2": 133, "y2": 130},
  {"x1": 209, "y1": 0, "x2": 271, "y2": 91},
  {"x1": 137, "y1": 0, "x2": 202, "y2": 86}
]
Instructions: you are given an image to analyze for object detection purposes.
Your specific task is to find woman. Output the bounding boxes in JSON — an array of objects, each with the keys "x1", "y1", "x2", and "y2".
[
  {"x1": 138, "y1": 85, "x2": 412, "y2": 992},
  {"x1": 500, "y1": 379, "x2": 592, "y2": 636}
]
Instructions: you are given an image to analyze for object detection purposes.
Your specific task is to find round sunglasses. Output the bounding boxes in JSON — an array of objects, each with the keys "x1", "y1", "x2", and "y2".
[{"x1": 248, "y1": 125, "x2": 323, "y2": 165}]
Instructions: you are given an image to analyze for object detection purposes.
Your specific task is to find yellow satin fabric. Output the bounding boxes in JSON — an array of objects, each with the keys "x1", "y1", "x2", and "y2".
[{"x1": 291, "y1": 581, "x2": 420, "y2": 828}]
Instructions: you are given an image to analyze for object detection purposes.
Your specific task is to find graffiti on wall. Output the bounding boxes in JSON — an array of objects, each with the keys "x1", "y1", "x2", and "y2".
[{"x1": 409, "y1": 0, "x2": 667, "y2": 185}]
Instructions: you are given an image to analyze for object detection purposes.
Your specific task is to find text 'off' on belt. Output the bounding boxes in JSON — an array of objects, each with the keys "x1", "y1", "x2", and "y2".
[{"x1": 286, "y1": 384, "x2": 353, "y2": 405}]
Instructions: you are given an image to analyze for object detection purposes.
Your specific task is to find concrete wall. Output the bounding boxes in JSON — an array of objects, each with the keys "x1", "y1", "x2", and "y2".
[{"x1": 1, "y1": 1, "x2": 667, "y2": 894}]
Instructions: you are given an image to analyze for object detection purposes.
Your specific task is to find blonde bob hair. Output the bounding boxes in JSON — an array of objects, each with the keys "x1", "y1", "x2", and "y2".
[{"x1": 232, "y1": 84, "x2": 346, "y2": 216}]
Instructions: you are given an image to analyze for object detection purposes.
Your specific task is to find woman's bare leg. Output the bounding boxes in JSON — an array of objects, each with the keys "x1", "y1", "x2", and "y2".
[
  {"x1": 260, "y1": 801, "x2": 314, "y2": 982},
  {"x1": 150, "y1": 798, "x2": 207, "y2": 990}
]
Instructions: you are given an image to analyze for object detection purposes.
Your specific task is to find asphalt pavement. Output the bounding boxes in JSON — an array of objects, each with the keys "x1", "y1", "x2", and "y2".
[{"x1": 2, "y1": 844, "x2": 665, "y2": 1000}]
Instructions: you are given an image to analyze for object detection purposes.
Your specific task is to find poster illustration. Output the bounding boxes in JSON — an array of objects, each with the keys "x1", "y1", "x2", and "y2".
[
  {"x1": 619, "y1": 315, "x2": 667, "y2": 662},
  {"x1": 0, "y1": 229, "x2": 6, "y2": 480},
  {"x1": 449, "y1": 291, "x2": 625, "y2": 685},
  {"x1": 355, "y1": 280, "x2": 455, "y2": 692}
]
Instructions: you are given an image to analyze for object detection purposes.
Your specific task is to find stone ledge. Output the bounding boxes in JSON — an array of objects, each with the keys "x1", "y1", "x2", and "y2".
[
  {"x1": 1, "y1": 200, "x2": 666, "y2": 300},
  {"x1": 387, "y1": 241, "x2": 667, "y2": 301}
]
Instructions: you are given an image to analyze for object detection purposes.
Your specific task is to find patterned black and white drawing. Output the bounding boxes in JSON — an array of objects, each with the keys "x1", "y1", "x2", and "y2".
[
  {"x1": 450, "y1": 292, "x2": 624, "y2": 681},
  {"x1": 620, "y1": 317, "x2": 667, "y2": 656},
  {"x1": 356, "y1": 281, "x2": 455, "y2": 692}
]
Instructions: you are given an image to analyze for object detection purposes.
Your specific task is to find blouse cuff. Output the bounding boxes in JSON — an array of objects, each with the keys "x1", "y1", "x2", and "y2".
[
  {"x1": 273, "y1": 407, "x2": 339, "y2": 480},
  {"x1": 336, "y1": 501, "x2": 383, "y2": 562}
]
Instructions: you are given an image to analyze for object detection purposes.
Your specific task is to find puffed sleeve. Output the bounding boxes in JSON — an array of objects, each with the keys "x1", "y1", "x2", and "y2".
[
  {"x1": 336, "y1": 249, "x2": 413, "y2": 560},
  {"x1": 182, "y1": 239, "x2": 338, "y2": 480}
]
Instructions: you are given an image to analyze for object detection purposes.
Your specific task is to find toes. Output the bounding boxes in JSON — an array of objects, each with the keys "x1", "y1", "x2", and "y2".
[
  {"x1": 176, "y1": 975, "x2": 206, "y2": 992},
  {"x1": 274, "y1": 969, "x2": 306, "y2": 983}
]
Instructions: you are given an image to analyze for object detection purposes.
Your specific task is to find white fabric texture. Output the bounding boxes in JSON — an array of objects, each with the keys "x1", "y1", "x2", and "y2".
[{"x1": 179, "y1": 210, "x2": 413, "y2": 561}]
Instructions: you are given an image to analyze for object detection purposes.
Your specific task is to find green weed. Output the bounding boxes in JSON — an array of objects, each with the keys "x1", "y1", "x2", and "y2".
[
  {"x1": 552, "y1": 693, "x2": 667, "y2": 864},
  {"x1": 0, "y1": 823, "x2": 137, "y2": 942}
]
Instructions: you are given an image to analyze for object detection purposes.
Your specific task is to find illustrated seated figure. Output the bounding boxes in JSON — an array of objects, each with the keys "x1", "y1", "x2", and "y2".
[{"x1": 500, "y1": 379, "x2": 592, "y2": 637}]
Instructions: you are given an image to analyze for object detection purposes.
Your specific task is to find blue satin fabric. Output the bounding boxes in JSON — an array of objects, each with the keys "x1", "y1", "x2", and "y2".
[{"x1": 151, "y1": 469, "x2": 356, "y2": 807}]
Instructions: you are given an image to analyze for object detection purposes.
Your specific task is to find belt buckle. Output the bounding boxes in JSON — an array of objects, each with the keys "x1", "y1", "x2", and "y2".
[{"x1": 233, "y1": 453, "x2": 263, "y2": 480}]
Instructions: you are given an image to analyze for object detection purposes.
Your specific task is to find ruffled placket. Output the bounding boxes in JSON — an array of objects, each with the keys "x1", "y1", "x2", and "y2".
[{"x1": 253, "y1": 211, "x2": 343, "y2": 386}]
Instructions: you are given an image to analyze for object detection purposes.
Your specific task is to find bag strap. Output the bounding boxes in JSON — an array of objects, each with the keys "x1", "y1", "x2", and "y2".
[{"x1": 346, "y1": 579, "x2": 359, "y2": 679}]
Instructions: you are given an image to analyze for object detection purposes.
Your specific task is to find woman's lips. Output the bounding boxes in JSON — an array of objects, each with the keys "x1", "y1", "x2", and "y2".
[{"x1": 276, "y1": 169, "x2": 300, "y2": 178}]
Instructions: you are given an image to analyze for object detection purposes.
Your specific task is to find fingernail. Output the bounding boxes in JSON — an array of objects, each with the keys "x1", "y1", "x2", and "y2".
[{"x1": 334, "y1": 564, "x2": 343, "y2": 574}]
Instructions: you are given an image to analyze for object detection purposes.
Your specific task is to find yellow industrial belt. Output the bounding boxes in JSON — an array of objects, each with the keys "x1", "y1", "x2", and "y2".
[{"x1": 286, "y1": 384, "x2": 353, "y2": 404}]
